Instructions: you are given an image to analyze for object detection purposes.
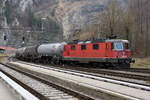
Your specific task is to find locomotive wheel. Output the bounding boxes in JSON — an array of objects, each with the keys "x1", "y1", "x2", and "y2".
[
  {"x1": 104, "y1": 63, "x2": 112, "y2": 68},
  {"x1": 111, "y1": 63, "x2": 120, "y2": 68},
  {"x1": 89, "y1": 62, "x2": 105, "y2": 68}
]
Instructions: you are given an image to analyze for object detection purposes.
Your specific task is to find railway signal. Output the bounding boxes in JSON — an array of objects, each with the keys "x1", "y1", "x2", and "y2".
[
  {"x1": 22, "y1": 36, "x2": 25, "y2": 41},
  {"x1": 4, "y1": 35, "x2": 7, "y2": 40}
]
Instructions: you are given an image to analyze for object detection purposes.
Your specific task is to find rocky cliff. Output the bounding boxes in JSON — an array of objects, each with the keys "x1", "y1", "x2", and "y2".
[
  {"x1": 55, "y1": 0, "x2": 105, "y2": 39},
  {"x1": 0, "y1": 0, "x2": 59, "y2": 47},
  {"x1": 55, "y1": 0, "x2": 128, "y2": 39},
  {"x1": 0, "y1": 0, "x2": 128, "y2": 47}
]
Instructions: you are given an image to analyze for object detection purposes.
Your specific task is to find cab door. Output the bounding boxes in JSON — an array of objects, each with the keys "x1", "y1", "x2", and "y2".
[
  {"x1": 105, "y1": 42, "x2": 112, "y2": 57},
  {"x1": 63, "y1": 45, "x2": 70, "y2": 57}
]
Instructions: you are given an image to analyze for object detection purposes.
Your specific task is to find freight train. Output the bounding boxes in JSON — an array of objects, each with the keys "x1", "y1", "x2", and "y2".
[{"x1": 15, "y1": 39, "x2": 134, "y2": 68}]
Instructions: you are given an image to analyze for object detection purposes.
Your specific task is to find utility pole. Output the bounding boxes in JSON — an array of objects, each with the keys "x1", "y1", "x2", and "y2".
[
  {"x1": 41, "y1": 18, "x2": 46, "y2": 32},
  {"x1": 98, "y1": 21, "x2": 101, "y2": 39},
  {"x1": 3, "y1": 32, "x2": 7, "y2": 46}
]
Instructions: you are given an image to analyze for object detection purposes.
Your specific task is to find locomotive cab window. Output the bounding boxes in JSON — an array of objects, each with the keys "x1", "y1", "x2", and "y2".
[
  {"x1": 114, "y1": 42, "x2": 123, "y2": 51},
  {"x1": 93, "y1": 44, "x2": 99, "y2": 50},
  {"x1": 81, "y1": 45, "x2": 86, "y2": 50},
  {"x1": 71, "y1": 45, "x2": 75, "y2": 50},
  {"x1": 125, "y1": 43, "x2": 130, "y2": 50}
]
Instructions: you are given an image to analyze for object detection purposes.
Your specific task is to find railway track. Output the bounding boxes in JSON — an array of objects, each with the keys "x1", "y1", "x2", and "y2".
[
  {"x1": 5, "y1": 61, "x2": 150, "y2": 99},
  {"x1": 16, "y1": 61, "x2": 150, "y2": 91},
  {"x1": 16, "y1": 60, "x2": 150, "y2": 86},
  {"x1": 13, "y1": 58, "x2": 150, "y2": 82},
  {"x1": 72, "y1": 67, "x2": 150, "y2": 81},
  {"x1": 0, "y1": 63, "x2": 93, "y2": 100},
  {"x1": 118, "y1": 68, "x2": 150, "y2": 73},
  {"x1": 52, "y1": 64, "x2": 150, "y2": 85}
]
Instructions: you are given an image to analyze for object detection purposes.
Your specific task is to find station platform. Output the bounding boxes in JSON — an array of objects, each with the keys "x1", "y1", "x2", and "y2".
[{"x1": 0, "y1": 79, "x2": 19, "y2": 100}]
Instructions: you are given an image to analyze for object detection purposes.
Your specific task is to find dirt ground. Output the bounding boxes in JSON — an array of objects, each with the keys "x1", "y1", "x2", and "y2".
[{"x1": 131, "y1": 57, "x2": 150, "y2": 68}]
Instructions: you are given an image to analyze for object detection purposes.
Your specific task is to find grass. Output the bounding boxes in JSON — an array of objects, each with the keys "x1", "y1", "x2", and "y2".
[{"x1": 131, "y1": 57, "x2": 150, "y2": 68}]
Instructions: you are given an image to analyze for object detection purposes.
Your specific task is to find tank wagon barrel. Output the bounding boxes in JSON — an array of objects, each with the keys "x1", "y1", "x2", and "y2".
[
  {"x1": 37, "y1": 42, "x2": 66, "y2": 57},
  {"x1": 23, "y1": 45, "x2": 39, "y2": 61},
  {"x1": 16, "y1": 47, "x2": 26, "y2": 59}
]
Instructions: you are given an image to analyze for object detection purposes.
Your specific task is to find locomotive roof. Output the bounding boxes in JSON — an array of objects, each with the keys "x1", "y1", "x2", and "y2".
[
  {"x1": 68, "y1": 39, "x2": 129, "y2": 45},
  {"x1": 0, "y1": 46, "x2": 16, "y2": 50},
  {"x1": 68, "y1": 39, "x2": 105, "y2": 45}
]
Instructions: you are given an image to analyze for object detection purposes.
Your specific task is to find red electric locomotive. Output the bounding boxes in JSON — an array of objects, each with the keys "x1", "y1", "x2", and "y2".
[{"x1": 63, "y1": 39, "x2": 134, "y2": 68}]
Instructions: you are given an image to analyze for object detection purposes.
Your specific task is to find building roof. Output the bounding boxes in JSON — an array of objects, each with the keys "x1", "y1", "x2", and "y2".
[{"x1": 0, "y1": 46, "x2": 16, "y2": 50}]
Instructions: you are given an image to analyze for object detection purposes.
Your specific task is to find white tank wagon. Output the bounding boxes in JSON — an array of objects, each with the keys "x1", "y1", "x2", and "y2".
[{"x1": 37, "y1": 42, "x2": 67, "y2": 57}]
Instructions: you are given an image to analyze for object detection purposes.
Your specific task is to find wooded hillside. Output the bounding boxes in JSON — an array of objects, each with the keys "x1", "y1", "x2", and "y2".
[
  {"x1": 75, "y1": 0, "x2": 150, "y2": 57},
  {"x1": 129, "y1": 0, "x2": 150, "y2": 57}
]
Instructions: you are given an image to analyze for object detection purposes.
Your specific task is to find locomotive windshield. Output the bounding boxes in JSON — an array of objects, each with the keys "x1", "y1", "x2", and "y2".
[{"x1": 114, "y1": 42, "x2": 123, "y2": 51}]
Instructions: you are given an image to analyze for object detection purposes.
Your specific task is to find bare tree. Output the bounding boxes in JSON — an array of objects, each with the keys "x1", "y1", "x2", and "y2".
[
  {"x1": 129, "y1": 0, "x2": 150, "y2": 57},
  {"x1": 100, "y1": 0, "x2": 136, "y2": 40}
]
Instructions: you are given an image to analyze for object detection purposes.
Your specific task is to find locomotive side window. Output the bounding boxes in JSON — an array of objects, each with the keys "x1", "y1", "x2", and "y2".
[
  {"x1": 93, "y1": 44, "x2": 99, "y2": 50},
  {"x1": 81, "y1": 45, "x2": 86, "y2": 50},
  {"x1": 71, "y1": 45, "x2": 75, "y2": 50},
  {"x1": 125, "y1": 43, "x2": 130, "y2": 50}
]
